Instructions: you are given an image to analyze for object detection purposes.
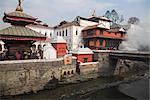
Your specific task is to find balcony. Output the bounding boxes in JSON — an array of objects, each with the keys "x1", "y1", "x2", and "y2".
[{"x1": 82, "y1": 30, "x2": 126, "y2": 40}]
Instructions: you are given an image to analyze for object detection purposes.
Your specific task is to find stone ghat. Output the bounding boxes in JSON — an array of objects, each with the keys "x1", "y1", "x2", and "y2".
[
  {"x1": 0, "y1": 59, "x2": 100, "y2": 96},
  {"x1": 0, "y1": 59, "x2": 76, "y2": 96}
]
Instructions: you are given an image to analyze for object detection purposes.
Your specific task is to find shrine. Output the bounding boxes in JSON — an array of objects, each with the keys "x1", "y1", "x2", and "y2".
[{"x1": 0, "y1": 0, "x2": 46, "y2": 60}]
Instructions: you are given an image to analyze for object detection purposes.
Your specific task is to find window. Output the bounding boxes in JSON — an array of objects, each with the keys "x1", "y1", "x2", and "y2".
[
  {"x1": 83, "y1": 58, "x2": 88, "y2": 63},
  {"x1": 121, "y1": 33, "x2": 123, "y2": 37},
  {"x1": 62, "y1": 30, "x2": 64, "y2": 36},
  {"x1": 71, "y1": 70, "x2": 74, "y2": 74},
  {"x1": 100, "y1": 39, "x2": 103, "y2": 45},
  {"x1": 66, "y1": 29, "x2": 68, "y2": 36},
  {"x1": 68, "y1": 71, "x2": 70, "y2": 75},
  {"x1": 106, "y1": 40, "x2": 109, "y2": 47},
  {"x1": 76, "y1": 30, "x2": 78, "y2": 35},
  {"x1": 64, "y1": 71, "x2": 66, "y2": 75},
  {"x1": 45, "y1": 32, "x2": 47, "y2": 36},
  {"x1": 50, "y1": 33, "x2": 52, "y2": 37},
  {"x1": 100, "y1": 30, "x2": 103, "y2": 35},
  {"x1": 57, "y1": 32, "x2": 58, "y2": 36}
]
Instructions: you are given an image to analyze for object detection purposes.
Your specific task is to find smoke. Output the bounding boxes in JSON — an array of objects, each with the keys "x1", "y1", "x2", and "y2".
[{"x1": 119, "y1": 23, "x2": 150, "y2": 51}]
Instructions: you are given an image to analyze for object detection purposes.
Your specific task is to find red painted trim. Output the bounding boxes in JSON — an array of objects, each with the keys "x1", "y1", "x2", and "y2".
[
  {"x1": 6, "y1": 17, "x2": 35, "y2": 23},
  {"x1": 73, "y1": 54, "x2": 93, "y2": 63},
  {"x1": 0, "y1": 36, "x2": 46, "y2": 41}
]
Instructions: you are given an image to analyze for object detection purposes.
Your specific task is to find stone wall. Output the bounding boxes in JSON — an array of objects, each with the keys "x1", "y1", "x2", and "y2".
[
  {"x1": 0, "y1": 58, "x2": 100, "y2": 96},
  {"x1": 80, "y1": 62, "x2": 99, "y2": 79},
  {"x1": 114, "y1": 59, "x2": 149, "y2": 76},
  {"x1": 94, "y1": 50, "x2": 149, "y2": 77},
  {"x1": 0, "y1": 59, "x2": 76, "y2": 96},
  {"x1": 95, "y1": 51, "x2": 112, "y2": 76}
]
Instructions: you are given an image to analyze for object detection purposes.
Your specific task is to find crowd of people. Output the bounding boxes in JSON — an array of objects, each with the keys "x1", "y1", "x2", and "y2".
[{"x1": 0, "y1": 45, "x2": 44, "y2": 61}]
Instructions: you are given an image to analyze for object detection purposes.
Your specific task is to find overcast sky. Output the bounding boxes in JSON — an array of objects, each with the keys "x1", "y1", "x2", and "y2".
[{"x1": 0, "y1": 0, "x2": 149, "y2": 29}]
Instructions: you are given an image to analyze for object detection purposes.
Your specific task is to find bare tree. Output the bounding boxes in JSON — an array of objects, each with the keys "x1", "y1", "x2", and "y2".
[
  {"x1": 128, "y1": 17, "x2": 140, "y2": 25},
  {"x1": 105, "y1": 10, "x2": 111, "y2": 18},
  {"x1": 119, "y1": 15, "x2": 124, "y2": 23},
  {"x1": 104, "y1": 9, "x2": 124, "y2": 24},
  {"x1": 111, "y1": 9, "x2": 119, "y2": 23}
]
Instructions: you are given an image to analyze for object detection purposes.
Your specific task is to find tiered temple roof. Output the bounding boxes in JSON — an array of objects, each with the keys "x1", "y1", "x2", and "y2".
[
  {"x1": 0, "y1": 0, "x2": 46, "y2": 41},
  {"x1": 0, "y1": 26, "x2": 45, "y2": 40}
]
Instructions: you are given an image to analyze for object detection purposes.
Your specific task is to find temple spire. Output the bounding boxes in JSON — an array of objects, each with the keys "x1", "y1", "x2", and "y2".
[
  {"x1": 91, "y1": 9, "x2": 96, "y2": 17},
  {"x1": 16, "y1": 0, "x2": 24, "y2": 12}
]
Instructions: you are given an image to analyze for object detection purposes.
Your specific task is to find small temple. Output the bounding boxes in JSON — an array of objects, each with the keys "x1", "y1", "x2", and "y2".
[{"x1": 0, "y1": 0, "x2": 46, "y2": 60}]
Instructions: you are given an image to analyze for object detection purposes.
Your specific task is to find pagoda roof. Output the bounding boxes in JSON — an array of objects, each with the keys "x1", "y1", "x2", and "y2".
[
  {"x1": 4, "y1": 11, "x2": 37, "y2": 20},
  {"x1": 88, "y1": 16, "x2": 111, "y2": 22},
  {"x1": 82, "y1": 24, "x2": 109, "y2": 31},
  {"x1": 0, "y1": 26, "x2": 46, "y2": 38},
  {"x1": 54, "y1": 21, "x2": 80, "y2": 29},
  {"x1": 27, "y1": 24, "x2": 54, "y2": 29},
  {"x1": 107, "y1": 27, "x2": 126, "y2": 33}
]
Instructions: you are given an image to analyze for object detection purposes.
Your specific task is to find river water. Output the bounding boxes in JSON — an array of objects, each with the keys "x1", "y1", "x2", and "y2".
[{"x1": 1, "y1": 76, "x2": 149, "y2": 100}]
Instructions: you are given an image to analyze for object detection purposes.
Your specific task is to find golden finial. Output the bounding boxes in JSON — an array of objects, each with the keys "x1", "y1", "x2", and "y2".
[{"x1": 16, "y1": 0, "x2": 24, "y2": 12}]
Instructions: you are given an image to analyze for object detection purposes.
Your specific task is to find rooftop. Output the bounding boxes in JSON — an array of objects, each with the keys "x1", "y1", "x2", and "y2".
[
  {"x1": 4, "y1": 11, "x2": 37, "y2": 20},
  {"x1": 54, "y1": 21, "x2": 80, "y2": 29},
  {"x1": 27, "y1": 24, "x2": 54, "y2": 29},
  {"x1": 51, "y1": 36, "x2": 66, "y2": 43},
  {"x1": 72, "y1": 47, "x2": 93, "y2": 54},
  {"x1": 82, "y1": 23, "x2": 109, "y2": 31},
  {"x1": 107, "y1": 27, "x2": 126, "y2": 33},
  {"x1": 0, "y1": 26, "x2": 46, "y2": 38}
]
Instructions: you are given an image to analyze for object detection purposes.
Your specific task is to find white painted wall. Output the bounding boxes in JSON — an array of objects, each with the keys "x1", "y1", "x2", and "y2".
[
  {"x1": 79, "y1": 19, "x2": 98, "y2": 27},
  {"x1": 99, "y1": 20, "x2": 110, "y2": 29},
  {"x1": 26, "y1": 25, "x2": 54, "y2": 39},
  {"x1": 43, "y1": 43, "x2": 57, "y2": 60},
  {"x1": 27, "y1": 16, "x2": 111, "y2": 52},
  {"x1": 54, "y1": 26, "x2": 73, "y2": 50}
]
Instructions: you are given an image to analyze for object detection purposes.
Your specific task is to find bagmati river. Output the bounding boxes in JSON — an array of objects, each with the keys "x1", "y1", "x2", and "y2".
[{"x1": 1, "y1": 76, "x2": 149, "y2": 100}]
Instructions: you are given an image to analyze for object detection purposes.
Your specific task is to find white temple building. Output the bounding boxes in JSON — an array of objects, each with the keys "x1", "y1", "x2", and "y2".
[
  {"x1": 43, "y1": 43, "x2": 57, "y2": 60},
  {"x1": 27, "y1": 11, "x2": 112, "y2": 51}
]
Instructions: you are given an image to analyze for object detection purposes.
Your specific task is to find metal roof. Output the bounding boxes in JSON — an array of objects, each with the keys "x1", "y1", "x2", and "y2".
[
  {"x1": 0, "y1": 26, "x2": 46, "y2": 38},
  {"x1": 5, "y1": 11, "x2": 37, "y2": 20}
]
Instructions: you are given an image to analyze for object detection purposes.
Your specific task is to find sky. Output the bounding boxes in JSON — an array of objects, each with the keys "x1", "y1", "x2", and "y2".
[{"x1": 0, "y1": 0, "x2": 149, "y2": 29}]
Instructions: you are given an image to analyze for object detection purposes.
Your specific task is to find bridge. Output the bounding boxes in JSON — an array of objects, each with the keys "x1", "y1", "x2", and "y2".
[
  {"x1": 93, "y1": 50, "x2": 150, "y2": 61},
  {"x1": 93, "y1": 50, "x2": 150, "y2": 76},
  {"x1": 109, "y1": 51, "x2": 150, "y2": 62}
]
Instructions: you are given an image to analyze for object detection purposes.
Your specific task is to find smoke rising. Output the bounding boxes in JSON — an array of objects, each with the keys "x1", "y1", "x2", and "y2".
[{"x1": 119, "y1": 23, "x2": 150, "y2": 51}]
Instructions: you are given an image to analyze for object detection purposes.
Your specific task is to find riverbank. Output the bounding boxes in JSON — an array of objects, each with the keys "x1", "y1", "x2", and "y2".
[
  {"x1": 59, "y1": 72, "x2": 149, "y2": 100},
  {"x1": 1, "y1": 72, "x2": 149, "y2": 100}
]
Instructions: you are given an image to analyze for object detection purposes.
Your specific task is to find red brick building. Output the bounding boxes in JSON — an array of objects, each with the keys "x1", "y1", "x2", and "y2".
[
  {"x1": 51, "y1": 36, "x2": 67, "y2": 58},
  {"x1": 82, "y1": 24, "x2": 126, "y2": 50},
  {"x1": 72, "y1": 47, "x2": 93, "y2": 63}
]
